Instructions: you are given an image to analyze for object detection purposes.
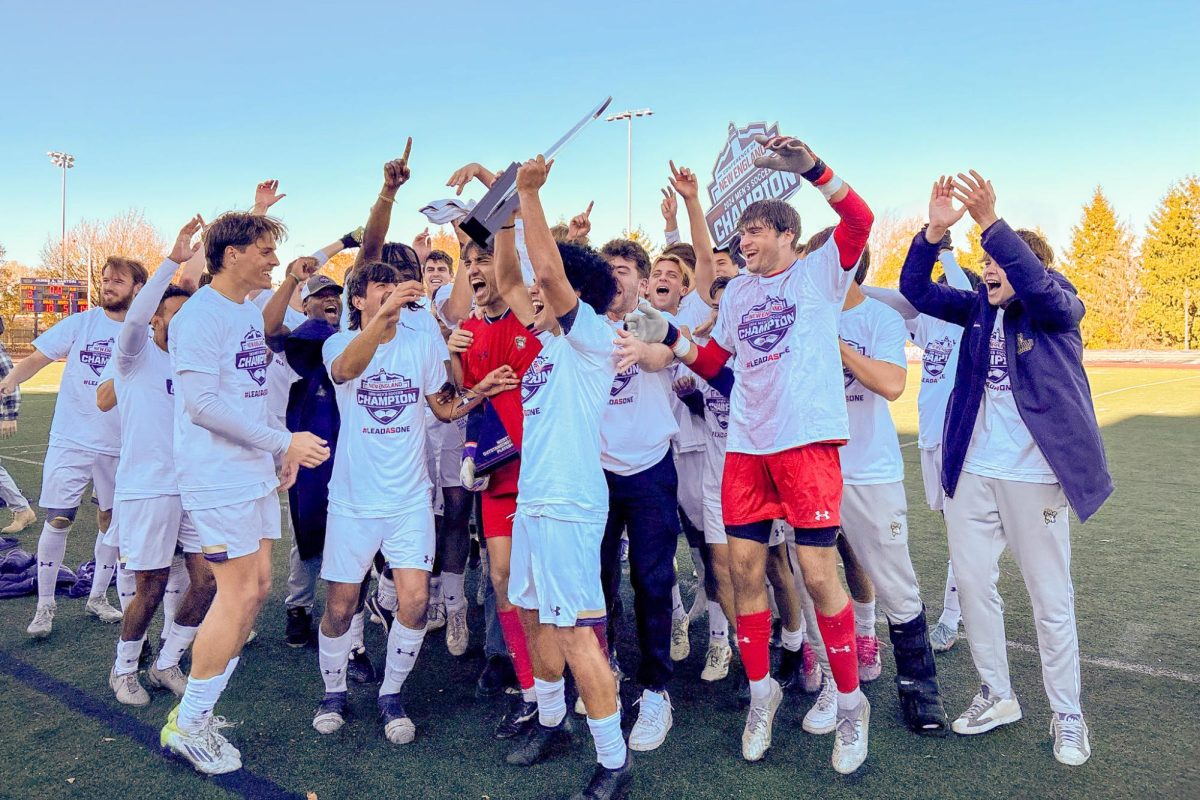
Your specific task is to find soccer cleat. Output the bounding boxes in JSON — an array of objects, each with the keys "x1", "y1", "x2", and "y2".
[
  {"x1": 951, "y1": 685, "x2": 1023, "y2": 735},
  {"x1": 776, "y1": 646, "x2": 804, "y2": 691},
  {"x1": 803, "y1": 671, "x2": 837, "y2": 734},
  {"x1": 741, "y1": 679, "x2": 783, "y2": 762},
  {"x1": 476, "y1": 655, "x2": 517, "y2": 699},
  {"x1": 313, "y1": 691, "x2": 349, "y2": 734},
  {"x1": 365, "y1": 596, "x2": 394, "y2": 634},
  {"x1": 138, "y1": 639, "x2": 153, "y2": 671},
  {"x1": 446, "y1": 605, "x2": 469, "y2": 657},
  {"x1": 160, "y1": 710, "x2": 241, "y2": 775},
  {"x1": 506, "y1": 716, "x2": 574, "y2": 766},
  {"x1": 568, "y1": 752, "x2": 633, "y2": 800},
  {"x1": 86, "y1": 596, "x2": 124, "y2": 623},
  {"x1": 856, "y1": 634, "x2": 881, "y2": 682},
  {"x1": 628, "y1": 690, "x2": 673, "y2": 752},
  {"x1": 800, "y1": 642, "x2": 822, "y2": 693},
  {"x1": 347, "y1": 647, "x2": 377, "y2": 684},
  {"x1": 147, "y1": 664, "x2": 188, "y2": 697},
  {"x1": 378, "y1": 693, "x2": 416, "y2": 744},
  {"x1": 1051, "y1": 713, "x2": 1091, "y2": 766},
  {"x1": 109, "y1": 666, "x2": 151, "y2": 706},
  {"x1": 831, "y1": 697, "x2": 871, "y2": 775},
  {"x1": 1, "y1": 506, "x2": 36, "y2": 534},
  {"x1": 426, "y1": 600, "x2": 447, "y2": 632},
  {"x1": 27, "y1": 604, "x2": 55, "y2": 638},
  {"x1": 930, "y1": 621, "x2": 960, "y2": 653},
  {"x1": 495, "y1": 697, "x2": 539, "y2": 740},
  {"x1": 699, "y1": 642, "x2": 733, "y2": 682},
  {"x1": 669, "y1": 616, "x2": 690, "y2": 662},
  {"x1": 285, "y1": 607, "x2": 312, "y2": 648}
]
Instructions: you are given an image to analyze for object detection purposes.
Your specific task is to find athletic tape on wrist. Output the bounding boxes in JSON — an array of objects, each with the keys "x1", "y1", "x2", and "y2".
[
  {"x1": 672, "y1": 336, "x2": 692, "y2": 359},
  {"x1": 817, "y1": 175, "x2": 845, "y2": 200}
]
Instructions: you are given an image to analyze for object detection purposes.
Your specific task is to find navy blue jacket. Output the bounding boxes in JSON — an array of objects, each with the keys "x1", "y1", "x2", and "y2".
[{"x1": 899, "y1": 220, "x2": 1113, "y2": 521}]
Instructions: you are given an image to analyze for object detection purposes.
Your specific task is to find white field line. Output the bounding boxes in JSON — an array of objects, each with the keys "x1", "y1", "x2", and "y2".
[{"x1": 1006, "y1": 640, "x2": 1199, "y2": 685}]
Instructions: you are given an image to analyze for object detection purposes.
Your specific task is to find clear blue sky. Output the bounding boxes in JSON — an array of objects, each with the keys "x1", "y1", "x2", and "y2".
[{"x1": 2, "y1": 0, "x2": 1197, "y2": 267}]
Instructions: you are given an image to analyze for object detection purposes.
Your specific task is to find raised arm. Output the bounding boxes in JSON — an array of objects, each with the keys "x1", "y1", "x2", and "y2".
[
  {"x1": 900, "y1": 178, "x2": 977, "y2": 326},
  {"x1": 251, "y1": 179, "x2": 287, "y2": 216},
  {"x1": 661, "y1": 187, "x2": 680, "y2": 245},
  {"x1": 329, "y1": 280, "x2": 424, "y2": 384},
  {"x1": 264, "y1": 257, "x2": 319, "y2": 350},
  {"x1": 515, "y1": 156, "x2": 577, "y2": 318},
  {"x1": 438, "y1": 236, "x2": 475, "y2": 327},
  {"x1": 939, "y1": 249, "x2": 971, "y2": 291},
  {"x1": 122, "y1": 216, "x2": 203, "y2": 364},
  {"x1": 356, "y1": 142, "x2": 413, "y2": 268},
  {"x1": 669, "y1": 162, "x2": 718, "y2": 298},
  {"x1": 494, "y1": 223, "x2": 538, "y2": 327},
  {"x1": 861, "y1": 286, "x2": 919, "y2": 320}
]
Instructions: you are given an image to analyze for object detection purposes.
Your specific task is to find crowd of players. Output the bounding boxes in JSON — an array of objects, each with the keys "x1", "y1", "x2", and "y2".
[{"x1": 0, "y1": 133, "x2": 1113, "y2": 799}]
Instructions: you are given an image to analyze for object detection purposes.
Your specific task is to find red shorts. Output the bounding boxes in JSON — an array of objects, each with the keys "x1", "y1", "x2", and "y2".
[
  {"x1": 481, "y1": 492, "x2": 517, "y2": 539},
  {"x1": 721, "y1": 442, "x2": 844, "y2": 529}
]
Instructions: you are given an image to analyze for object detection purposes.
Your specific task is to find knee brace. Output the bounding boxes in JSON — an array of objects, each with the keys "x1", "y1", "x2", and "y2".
[{"x1": 46, "y1": 507, "x2": 78, "y2": 528}]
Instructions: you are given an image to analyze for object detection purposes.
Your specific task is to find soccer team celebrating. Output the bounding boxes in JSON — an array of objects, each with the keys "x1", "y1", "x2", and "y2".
[{"x1": 0, "y1": 131, "x2": 1113, "y2": 799}]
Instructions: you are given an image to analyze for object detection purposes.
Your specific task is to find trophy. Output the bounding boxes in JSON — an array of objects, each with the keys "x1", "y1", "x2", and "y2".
[{"x1": 458, "y1": 96, "x2": 612, "y2": 247}]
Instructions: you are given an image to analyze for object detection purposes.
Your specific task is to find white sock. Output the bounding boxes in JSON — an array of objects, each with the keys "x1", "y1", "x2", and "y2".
[
  {"x1": 708, "y1": 601, "x2": 728, "y2": 645},
  {"x1": 670, "y1": 583, "x2": 685, "y2": 622},
  {"x1": 852, "y1": 600, "x2": 876, "y2": 637},
  {"x1": 837, "y1": 686, "x2": 866, "y2": 712},
  {"x1": 349, "y1": 610, "x2": 366, "y2": 651},
  {"x1": 90, "y1": 532, "x2": 119, "y2": 601},
  {"x1": 36, "y1": 522, "x2": 69, "y2": 605},
  {"x1": 377, "y1": 575, "x2": 398, "y2": 612},
  {"x1": 748, "y1": 675, "x2": 773, "y2": 705},
  {"x1": 522, "y1": 686, "x2": 537, "y2": 703},
  {"x1": 155, "y1": 624, "x2": 198, "y2": 670},
  {"x1": 161, "y1": 554, "x2": 189, "y2": 640},
  {"x1": 429, "y1": 576, "x2": 443, "y2": 606},
  {"x1": 318, "y1": 627, "x2": 354, "y2": 693},
  {"x1": 441, "y1": 571, "x2": 466, "y2": 612},
  {"x1": 178, "y1": 656, "x2": 239, "y2": 733},
  {"x1": 688, "y1": 548, "x2": 707, "y2": 613},
  {"x1": 780, "y1": 625, "x2": 804, "y2": 653},
  {"x1": 586, "y1": 710, "x2": 627, "y2": 769},
  {"x1": 113, "y1": 635, "x2": 145, "y2": 676},
  {"x1": 939, "y1": 560, "x2": 961, "y2": 628},
  {"x1": 116, "y1": 566, "x2": 137, "y2": 612},
  {"x1": 534, "y1": 677, "x2": 566, "y2": 727},
  {"x1": 380, "y1": 623, "x2": 426, "y2": 696}
]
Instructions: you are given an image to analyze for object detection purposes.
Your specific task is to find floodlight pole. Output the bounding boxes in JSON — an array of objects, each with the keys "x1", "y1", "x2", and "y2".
[
  {"x1": 47, "y1": 151, "x2": 75, "y2": 280},
  {"x1": 605, "y1": 109, "x2": 653, "y2": 235}
]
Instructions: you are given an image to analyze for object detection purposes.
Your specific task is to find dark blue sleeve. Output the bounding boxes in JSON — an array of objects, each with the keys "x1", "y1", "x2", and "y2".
[
  {"x1": 556, "y1": 302, "x2": 579, "y2": 335},
  {"x1": 982, "y1": 220, "x2": 1084, "y2": 331},
  {"x1": 679, "y1": 389, "x2": 705, "y2": 418},
  {"x1": 709, "y1": 366, "x2": 735, "y2": 399},
  {"x1": 899, "y1": 231, "x2": 976, "y2": 327}
]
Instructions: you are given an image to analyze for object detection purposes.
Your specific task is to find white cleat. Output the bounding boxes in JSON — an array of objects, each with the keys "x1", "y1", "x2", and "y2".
[
  {"x1": 831, "y1": 697, "x2": 870, "y2": 775},
  {"x1": 27, "y1": 604, "x2": 55, "y2": 638},
  {"x1": 2, "y1": 506, "x2": 37, "y2": 534},
  {"x1": 426, "y1": 600, "x2": 446, "y2": 632},
  {"x1": 628, "y1": 690, "x2": 673, "y2": 752},
  {"x1": 1051, "y1": 713, "x2": 1091, "y2": 766},
  {"x1": 446, "y1": 605, "x2": 469, "y2": 657},
  {"x1": 670, "y1": 615, "x2": 690, "y2": 662},
  {"x1": 86, "y1": 596, "x2": 124, "y2": 623},
  {"x1": 109, "y1": 667, "x2": 151, "y2": 706},
  {"x1": 160, "y1": 709, "x2": 241, "y2": 775},
  {"x1": 741, "y1": 679, "x2": 783, "y2": 762},
  {"x1": 146, "y1": 664, "x2": 188, "y2": 697},
  {"x1": 930, "y1": 621, "x2": 961, "y2": 653},
  {"x1": 700, "y1": 642, "x2": 733, "y2": 683},
  {"x1": 803, "y1": 670, "x2": 838, "y2": 734},
  {"x1": 952, "y1": 685, "x2": 1023, "y2": 735}
]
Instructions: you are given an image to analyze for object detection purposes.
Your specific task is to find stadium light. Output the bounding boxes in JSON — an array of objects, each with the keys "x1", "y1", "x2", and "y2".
[
  {"x1": 605, "y1": 108, "x2": 653, "y2": 235},
  {"x1": 47, "y1": 151, "x2": 75, "y2": 280}
]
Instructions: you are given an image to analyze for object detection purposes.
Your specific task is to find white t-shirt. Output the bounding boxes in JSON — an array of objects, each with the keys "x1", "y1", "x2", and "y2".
[
  {"x1": 169, "y1": 286, "x2": 280, "y2": 509},
  {"x1": 601, "y1": 317, "x2": 678, "y2": 475},
  {"x1": 323, "y1": 326, "x2": 449, "y2": 517},
  {"x1": 839, "y1": 298, "x2": 907, "y2": 485},
  {"x1": 251, "y1": 290, "x2": 306, "y2": 424},
  {"x1": 695, "y1": 376, "x2": 730, "y2": 509},
  {"x1": 109, "y1": 331, "x2": 178, "y2": 498},
  {"x1": 711, "y1": 237, "x2": 855, "y2": 455},
  {"x1": 669, "y1": 297, "x2": 712, "y2": 454},
  {"x1": 32, "y1": 308, "x2": 123, "y2": 456},
  {"x1": 518, "y1": 301, "x2": 618, "y2": 521},
  {"x1": 910, "y1": 315, "x2": 964, "y2": 451},
  {"x1": 962, "y1": 311, "x2": 1057, "y2": 483}
]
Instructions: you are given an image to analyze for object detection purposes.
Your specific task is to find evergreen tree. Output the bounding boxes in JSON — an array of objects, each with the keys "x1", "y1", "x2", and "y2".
[
  {"x1": 1138, "y1": 177, "x2": 1200, "y2": 347},
  {"x1": 1063, "y1": 188, "x2": 1138, "y2": 347}
]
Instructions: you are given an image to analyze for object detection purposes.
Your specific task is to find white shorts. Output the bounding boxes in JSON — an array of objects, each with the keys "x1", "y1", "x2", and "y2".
[
  {"x1": 674, "y1": 449, "x2": 706, "y2": 530},
  {"x1": 920, "y1": 446, "x2": 946, "y2": 511},
  {"x1": 322, "y1": 507, "x2": 435, "y2": 583},
  {"x1": 702, "y1": 501, "x2": 727, "y2": 545},
  {"x1": 115, "y1": 495, "x2": 200, "y2": 571},
  {"x1": 190, "y1": 491, "x2": 281, "y2": 563},
  {"x1": 39, "y1": 446, "x2": 118, "y2": 512},
  {"x1": 438, "y1": 420, "x2": 466, "y2": 490},
  {"x1": 508, "y1": 510, "x2": 606, "y2": 627}
]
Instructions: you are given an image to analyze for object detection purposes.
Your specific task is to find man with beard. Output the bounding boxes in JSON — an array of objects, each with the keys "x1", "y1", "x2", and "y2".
[{"x1": 1, "y1": 256, "x2": 149, "y2": 637}]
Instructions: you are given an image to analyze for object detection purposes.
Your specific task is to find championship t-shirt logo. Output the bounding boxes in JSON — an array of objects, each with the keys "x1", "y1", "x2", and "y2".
[
  {"x1": 521, "y1": 355, "x2": 554, "y2": 403},
  {"x1": 922, "y1": 336, "x2": 954, "y2": 380},
  {"x1": 842, "y1": 341, "x2": 866, "y2": 388},
  {"x1": 356, "y1": 369, "x2": 419, "y2": 424},
  {"x1": 236, "y1": 327, "x2": 269, "y2": 386},
  {"x1": 705, "y1": 394, "x2": 730, "y2": 430},
  {"x1": 610, "y1": 364, "x2": 639, "y2": 397},
  {"x1": 737, "y1": 296, "x2": 795, "y2": 353},
  {"x1": 986, "y1": 326, "x2": 1008, "y2": 389},
  {"x1": 80, "y1": 337, "x2": 114, "y2": 376}
]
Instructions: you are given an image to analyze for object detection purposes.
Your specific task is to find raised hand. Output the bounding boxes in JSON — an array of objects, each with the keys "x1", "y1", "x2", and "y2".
[
  {"x1": 623, "y1": 299, "x2": 671, "y2": 343},
  {"x1": 446, "y1": 162, "x2": 498, "y2": 195},
  {"x1": 288, "y1": 256, "x2": 321, "y2": 282},
  {"x1": 667, "y1": 161, "x2": 699, "y2": 201},
  {"x1": 447, "y1": 325, "x2": 475, "y2": 354},
  {"x1": 378, "y1": 280, "x2": 425, "y2": 326},
  {"x1": 382, "y1": 138, "x2": 413, "y2": 192},
  {"x1": 751, "y1": 134, "x2": 817, "y2": 175},
  {"x1": 660, "y1": 188, "x2": 678, "y2": 224},
  {"x1": 254, "y1": 180, "x2": 286, "y2": 212},
  {"x1": 926, "y1": 176, "x2": 968, "y2": 242},
  {"x1": 169, "y1": 214, "x2": 205, "y2": 264},
  {"x1": 568, "y1": 201, "x2": 594, "y2": 241},
  {"x1": 412, "y1": 228, "x2": 432, "y2": 262},
  {"x1": 475, "y1": 365, "x2": 520, "y2": 397},
  {"x1": 951, "y1": 170, "x2": 999, "y2": 229},
  {"x1": 515, "y1": 155, "x2": 553, "y2": 193}
]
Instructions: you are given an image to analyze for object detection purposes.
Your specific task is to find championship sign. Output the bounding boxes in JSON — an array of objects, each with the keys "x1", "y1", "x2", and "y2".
[{"x1": 704, "y1": 122, "x2": 804, "y2": 248}]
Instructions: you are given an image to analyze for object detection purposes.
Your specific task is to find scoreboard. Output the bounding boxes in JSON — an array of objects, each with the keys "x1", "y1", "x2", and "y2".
[{"x1": 19, "y1": 277, "x2": 89, "y2": 314}]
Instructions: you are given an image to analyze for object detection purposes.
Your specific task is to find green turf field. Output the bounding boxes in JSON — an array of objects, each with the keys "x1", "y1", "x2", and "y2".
[{"x1": 0, "y1": 366, "x2": 1197, "y2": 800}]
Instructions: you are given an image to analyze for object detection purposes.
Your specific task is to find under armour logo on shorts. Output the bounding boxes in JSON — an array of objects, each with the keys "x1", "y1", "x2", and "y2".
[
  {"x1": 552, "y1": 606, "x2": 561, "y2": 617},
  {"x1": 814, "y1": 510, "x2": 830, "y2": 521}
]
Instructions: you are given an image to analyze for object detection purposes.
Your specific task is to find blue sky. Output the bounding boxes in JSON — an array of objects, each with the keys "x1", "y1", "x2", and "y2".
[{"x1": 2, "y1": 0, "x2": 1197, "y2": 267}]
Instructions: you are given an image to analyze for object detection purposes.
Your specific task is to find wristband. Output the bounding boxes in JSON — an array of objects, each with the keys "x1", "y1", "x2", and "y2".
[
  {"x1": 662, "y1": 322, "x2": 680, "y2": 348},
  {"x1": 799, "y1": 158, "x2": 828, "y2": 183},
  {"x1": 340, "y1": 233, "x2": 359, "y2": 249},
  {"x1": 817, "y1": 175, "x2": 845, "y2": 200},
  {"x1": 671, "y1": 336, "x2": 692, "y2": 359},
  {"x1": 378, "y1": 193, "x2": 395, "y2": 204}
]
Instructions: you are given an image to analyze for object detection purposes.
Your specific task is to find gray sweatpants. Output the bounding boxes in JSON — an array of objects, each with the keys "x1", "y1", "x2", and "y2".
[
  {"x1": 839, "y1": 482, "x2": 924, "y2": 625},
  {"x1": 943, "y1": 471, "x2": 1082, "y2": 714},
  {"x1": 0, "y1": 463, "x2": 30, "y2": 510}
]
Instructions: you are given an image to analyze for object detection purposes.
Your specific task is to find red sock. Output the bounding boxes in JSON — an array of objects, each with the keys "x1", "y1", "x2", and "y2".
[
  {"x1": 736, "y1": 609, "x2": 772, "y2": 682},
  {"x1": 591, "y1": 622, "x2": 609, "y2": 658},
  {"x1": 817, "y1": 602, "x2": 860, "y2": 693},
  {"x1": 497, "y1": 608, "x2": 534, "y2": 691}
]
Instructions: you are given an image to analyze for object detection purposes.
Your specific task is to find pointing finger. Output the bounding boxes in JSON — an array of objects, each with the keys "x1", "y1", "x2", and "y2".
[{"x1": 401, "y1": 137, "x2": 412, "y2": 162}]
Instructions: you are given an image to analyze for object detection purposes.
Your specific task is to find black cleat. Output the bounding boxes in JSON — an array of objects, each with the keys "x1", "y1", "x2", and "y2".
[
  {"x1": 495, "y1": 697, "x2": 538, "y2": 740},
  {"x1": 569, "y1": 753, "x2": 633, "y2": 800},
  {"x1": 776, "y1": 646, "x2": 803, "y2": 692},
  {"x1": 347, "y1": 646, "x2": 378, "y2": 683},
  {"x1": 365, "y1": 596, "x2": 394, "y2": 635},
  {"x1": 285, "y1": 607, "x2": 312, "y2": 648},
  {"x1": 139, "y1": 638, "x2": 153, "y2": 670},
  {"x1": 506, "y1": 717, "x2": 573, "y2": 766},
  {"x1": 476, "y1": 654, "x2": 517, "y2": 699}
]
